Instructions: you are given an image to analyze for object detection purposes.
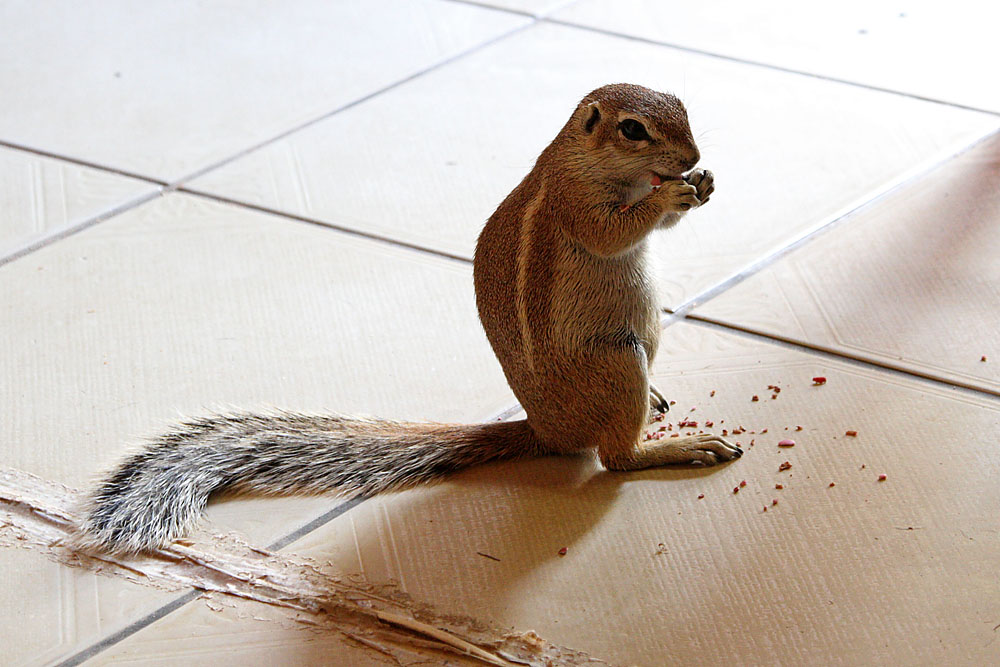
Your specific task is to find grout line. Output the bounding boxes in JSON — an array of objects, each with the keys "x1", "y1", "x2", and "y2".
[
  {"x1": 0, "y1": 139, "x2": 168, "y2": 186},
  {"x1": 178, "y1": 188, "x2": 474, "y2": 265},
  {"x1": 57, "y1": 495, "x2": 366, "y2": 666},
  {"x1": 669, "y1": 127, "x2": 1000, "y2": 316},
  {"x1": 0, "y1": 189, "x2": 164, "y2": 268},
  {"x1": 167, "y1": 21, "x2": 534, "y2": 189},
  {"x1": 682, "y1": 315, "x2": 1000, "y2": 401},
  {"x1": 0, "y1": 21, "x2": 534, "y2": 270},
  {"x1": 542, "y1": 17, "x2": 1000, "y2": 118}
]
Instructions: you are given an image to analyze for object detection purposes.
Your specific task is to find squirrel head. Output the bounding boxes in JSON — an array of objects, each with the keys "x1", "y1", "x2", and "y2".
[{"x1": 567, "y1": 83, "x2": 700, "y2": 189}]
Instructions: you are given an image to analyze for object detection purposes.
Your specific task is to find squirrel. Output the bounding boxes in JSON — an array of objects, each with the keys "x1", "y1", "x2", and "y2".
[{"x1": 81, "y1": 83, "x2": 741, "y2": 554}]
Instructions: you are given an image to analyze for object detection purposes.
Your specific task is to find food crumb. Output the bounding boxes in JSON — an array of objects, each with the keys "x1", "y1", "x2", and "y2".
[
  {"x1": 751, "y1": 395, "x2": 759, "y2": 402},
  {"x1": 558, "y1": 547, "x2": 568, "y2": 556},
  {"x1": 779, "y1": 461, "x2": 792, "y2": 472},
  {"x1": 795, "y1": 426, "x2": 803, "y2": 432},
  {"x1": 710, "y1": 390, "x2": 716, "y2": 397},
  {"x1": 775, "y1": 484, "x2": 784, "y2": 489},
  {"x1": 981, "y1": 355, "x2": 987, "y2": 362},
  {"x1": 705, "y1": 420, "x2": 714, "y2": 427},
  {"x1": 762, "y1": 506, "x2": 768, "y2": 512},
  {"x1": 812, "y1": 376, "x2": 827, "y2": 385},
  {"x1": 772, "y1": 499, "x2": 778, "y2": 505},
  {"x1": 845, "y1": 430, "x2": 858, "y2": 437},
  {"x1": 761, "y1": 428, "x2": 768, "y2": 434},
  {"x1": 771, "y1": 394, "x2": 778, "y2": 400},
  {"x1": 697, "y1": 493, "x2": 704, "y2": 499},
  {"x1": 828, "y1": 482, "x2": 835, "y2": 487},
  {"x1": 733, "y1": 486, "x2": 740, "y2": 494},
  {"x1": 669, "y1": 400, "x2": 676, "y2": 405},
  {"x1": 877, "y1": 474, "x2": 887, "y2": 482},
  {"x1": 778, "y1": 439, "x2": 795, "y2": 447},
  {"x1": 739, "y1": 480, "x2": 747, "y2": 488}
]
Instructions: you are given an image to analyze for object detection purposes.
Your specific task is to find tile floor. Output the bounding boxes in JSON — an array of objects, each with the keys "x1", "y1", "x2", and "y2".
[{"x1": 1, "y1": 2, "x2": 997, "y2": 665}]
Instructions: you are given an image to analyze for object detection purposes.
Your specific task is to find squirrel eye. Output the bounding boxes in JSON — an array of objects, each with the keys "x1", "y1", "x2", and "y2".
[{"x1": 619, "y1": 119, "x2": 651, "y2": 142}]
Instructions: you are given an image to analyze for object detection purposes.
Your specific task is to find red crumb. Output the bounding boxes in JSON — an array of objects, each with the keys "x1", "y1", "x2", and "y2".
[
  {"x1": 772, "y1": 499, "x2": 778, "y2": 506},
  {"x1": 749, "y1": 439, "x2": 755, "y2": 447},
  {"x1": 653, "y1": 413, "x2": 665, "y2": 422},
  {"x1": 779, "y1": 461, "x2": 792, "y2": 471},
  {"x1": 763, "y1": 506, "x2": 768, "y2": 512},
  {"x1": 751, "y1": 395, "x2": 759, "y2": 402},
  {"x1": 669, "y1": 400, "x2": 676, "y2": 405},
  {"x1": 679, "y1": 420, "x2": 698, "y2": 428},
  {"x1": 697, "y1": 493, "x2": 704, "y2": 499},
  {"x1": 795, "y1": 426, "x2": 803, "y2": 432},
  {"x1": 722, "y1": 429, "x2": 729, "y2": 436},
  {"x1": 761, "y1": 428, "x2": 768, "y2": 434},
  {"x1": 705, "y1": 420, "x2": 714, "y2": 427},
  {"x1": 710, "y1": 390, "x2": 716, "y2": 397},
  {"x1": 775, "y1": 484, "x2": 783, "y2": 490},
  {"x1": 877, "y1": 474, "x2": 887, "y2": 482},
  {"x1": 558, "y1": 547, "x2": 568, "y2": 556},
  {"x1": 690, "y1": 407, "x2": 696, "y2": 412},
  {"x1": 671, "y1": 433, "x2": 680, "y2": 438},
  {"x1": 739, "y1": 480, "x2": 747, "y2": 488},
  {"x1": 733, "y1": 486, "x2": 740, "y2": 494},
  {"x1": 860, "y1": 464, "x2": 866, "y2": 470},
  {"x1": 829, "y1": 482, "x2": 835, "y2": 487},
  {"x1": 778, "y1": 439, "x2": 795, "y2": 447},
  {"x1": 812, "y1": 376, "x2": 827, "y2": 385},
  {"x1": 845, "y1": 430, "x2": 858, "y2": 437},
  {"x1": 771, "y1": 394, "x2": 778, "y2": 400},
  {"x1": 981, "y1": 355, "x2": 987, "y2": 362}
]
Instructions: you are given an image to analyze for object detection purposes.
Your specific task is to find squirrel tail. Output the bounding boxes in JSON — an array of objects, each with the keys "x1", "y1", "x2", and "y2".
[{"x1": 80, "y1": 412, "x2": 538, "y2": 554}]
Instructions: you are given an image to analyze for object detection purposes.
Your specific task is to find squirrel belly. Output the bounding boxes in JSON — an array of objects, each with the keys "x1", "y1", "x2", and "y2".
[
  {"x1": 82, "y1": 83, "x2": 739, "y2": 554},
  {"x1": 82, "y1": 414, "x2": 537, "y2": 554}
]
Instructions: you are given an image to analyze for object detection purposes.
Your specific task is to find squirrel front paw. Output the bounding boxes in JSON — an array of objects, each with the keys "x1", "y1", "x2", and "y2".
[
  {"x1": 653, "y1": 179, "x2": 700, "y2": 212},
  {"x1": 684, "y1": 168, "x2": 714, "y2": 205}
]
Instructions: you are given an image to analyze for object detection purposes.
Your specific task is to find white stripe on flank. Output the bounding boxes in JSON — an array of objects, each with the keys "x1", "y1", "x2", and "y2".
[{"x1": 515, "y1": 183, "x2": 546, "y2": 372}]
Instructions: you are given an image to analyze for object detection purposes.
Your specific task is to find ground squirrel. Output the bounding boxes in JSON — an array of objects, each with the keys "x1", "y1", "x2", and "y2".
[{"x1": 82, "y1": 83, "x2": 741, "y2": 554}]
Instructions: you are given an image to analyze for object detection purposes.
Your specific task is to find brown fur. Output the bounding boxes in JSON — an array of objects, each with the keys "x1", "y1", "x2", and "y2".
[{"x1": 81, "y1": 83, "x2": 739, "y2": 554}]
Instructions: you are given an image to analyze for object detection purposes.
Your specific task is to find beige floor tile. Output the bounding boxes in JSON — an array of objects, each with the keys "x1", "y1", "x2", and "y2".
[
  {"x1": 0, "y1": 0, "x2": 527, "y2": 181},
  {"x1": 188, "y1": 22, "x2": 998, "y2": 308},
  {"x1": 96, "y1": 597, "x2": 417, "y2": 666},
  {"x1": 165, "y1": 322, "x2": 998, "y2": 665},
  {"x1": 0, "y1": 147, "x2": 155, "y2": 259},
  {"x1": 0, "y1": 192, "x2": 516, "y2": 663},
  {"x1": 694, "y1": 132, "x2": 1000, "y2": 395},
  {"x1": 553, "y1": 0, "x2": 1000, "y2": 112},
  {"x1": 2, "y1": 547, "x2": 180, "y2": 667}
]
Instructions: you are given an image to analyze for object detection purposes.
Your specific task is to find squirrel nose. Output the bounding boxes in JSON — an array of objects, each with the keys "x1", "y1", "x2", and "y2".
[{"x1": 682, "y1": 147, "x2": 700, "y2": 171}]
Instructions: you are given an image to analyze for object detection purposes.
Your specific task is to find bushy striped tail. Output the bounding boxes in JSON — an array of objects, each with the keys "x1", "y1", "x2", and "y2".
[{"x1": 80, "y1": 413, "x2": 537, "y2": 554}]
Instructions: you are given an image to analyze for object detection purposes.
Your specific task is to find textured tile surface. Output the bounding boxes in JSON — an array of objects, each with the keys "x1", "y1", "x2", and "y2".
[
  {"x1": 694, "y1": 132, "x2": 1000, "y2": 394},
  {"x1": 0, "y1": 192, "x2": 515, "y2": 663},
  {"x1": 0, "y1": 0, "x2": 527, "y2": 181},
  {"x1": 554, "y1": 0, "x2": 1000, "y2": 111},
  {"x1": 92, "y1": 322, "x2": 1000, "y2": 665},
  {"x1": 0, "y1": 147, "x2": 155, "y2": 258},
  {"x1": 189, "y1": 22, "x2": 998, "y2": 307}
]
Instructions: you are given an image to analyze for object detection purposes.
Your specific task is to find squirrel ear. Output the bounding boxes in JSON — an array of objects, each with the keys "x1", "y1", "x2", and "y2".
[{"x1": 582, "y1": 102, "x2": 602, "y2": 134}]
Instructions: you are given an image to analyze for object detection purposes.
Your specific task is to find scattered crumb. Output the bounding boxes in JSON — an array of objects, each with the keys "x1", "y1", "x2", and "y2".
[
  {"x1": 739, "y1": 480, "x2": 747, "y2": 488},
  {"x1": 761, "y1": 428, "x2": 768, "y2": 434},
  {"x1": 654, "y1": 543, "x2": 668, "y2": 556},
  {"x1": 877, "y1": 474, "x2": 887, "y2": 482},
  {"x1": 722, "y1": 429, "x2": 729, "y2": 436},
  {"x1": 705, "y1": 420, "x2": 714, "y2": 427},
  {"x1": 845, "y1": 430, "x2": 858, "y2": 437},
  {"x1": 763, "y1": 506, "x2": 768, "y2": 512},
  {"x1": 778, "y1": 439, "x2": 795, "y2": 447},
  {"x1": 733, "y1": 486, "x2": 740, "y2": 494},
  {"x1": 775, "y1": 484, "x2": 784, "y2": 490},
  {"x1": 751, "y1": 395, "x2": 759, "y2": 402},
  {"x1": 558, "y1": 547, "x2": 568, "y2": 556},
  {"x1": 981, "y1": 355, "x2": 987, "y2": 362},
  {"x1": 697, "y1": 493, "x2": 704, "y2": 499},
  {"x1": 669, "y1": 400, "x2": 676, "y2": 406},
  {"x1": 860, "y1": 464, "x2": 866, "y2": 470},
  {"x1": 795, "y1": 426, "x2": 803, "y2": 432},
  {"x1": 812, "y1": 376, "x2": 827, "y2": 385},
  {"x1": 679, "y1": 420, "x2": 698, "y2": 428},
  {"x1": 772, "y1": 499, "x2": 778, "y2": 506},
  {"x1": 710, "y1": 390, "x2": 716, "y2": 397},
  {"x1": 829, "y1": 482, "x2": 835, "y2": 488},
  {"x1": 779, "y1": 461, "x2": 792, "y2": 472},
  {"x1": 771, "y1": 394, "x2": 778, "y2": 400}
]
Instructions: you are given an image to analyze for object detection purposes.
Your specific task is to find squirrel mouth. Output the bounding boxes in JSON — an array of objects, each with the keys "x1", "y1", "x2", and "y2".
[{"x1": 650, "y1": 171, "x2": 682, "y2": 189}]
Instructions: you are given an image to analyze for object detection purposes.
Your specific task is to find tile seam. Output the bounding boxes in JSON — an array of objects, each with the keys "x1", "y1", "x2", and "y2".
[
  {"x1": 542, "y1": 17, "x2": 1000, "y2": 117},
  {"x1": 54, "y1": 496, "x2": 367, "y2": 666},
  {"x1": 683, "y1": 314, "x2": 1000, "y2": 402},
  {"x1": 670, "y1": 127, "x2": 1000, "y2": 316}
]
